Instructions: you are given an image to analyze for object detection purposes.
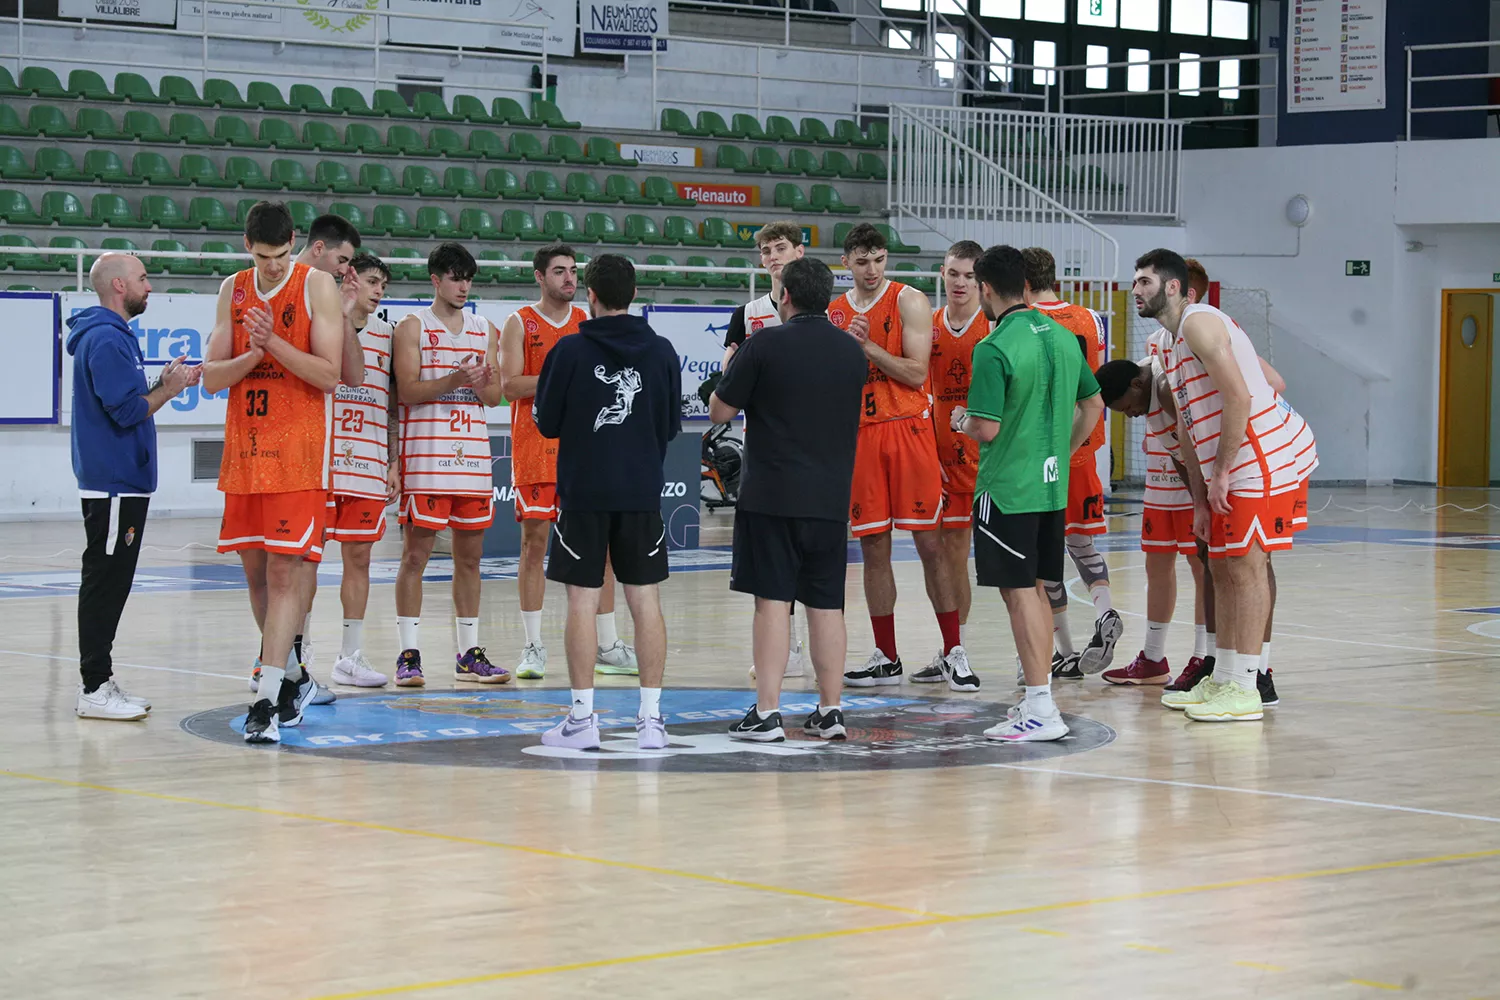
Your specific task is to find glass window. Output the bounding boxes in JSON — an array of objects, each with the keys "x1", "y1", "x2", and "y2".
[
  {"x1": 1127, "y1": 47, "x2": 1151, "y2": 92},
  {"x1": 1086, "y1": 44, "x2": 1110, "y2": 89},
  {"x1": 1033, "y1": 39, "x2": 1058, "y2": 85},
  {"x1": 936, "y1": 31, "x2": 960, "y2": 81},
  {"x1": 980, "y1": 0, "x2": 1021, "y2": 16},
  {"x1": 1177, "y1": 51, "x2": 1200, "y2": 96},
  {"x1": 1077, "y1": 0, "x2": 1116, "y2": 27},
  {"x1": 1171, "y1": 0, "x2": 1207, "y2": 34},
  {"x1": 883, "y1": 0, "x2": 923, "y2": 10},
  {"x1": 990, "y1": 37, "x2": 1016, "y2": 84},
  {"x1": 1218, "y1": 56, "x2": 1240, "y2": 99},
  {"x1": 886, "y1": 26, "x2": 915, "y2": 49},
  {"x1": 1211, "y1": 0, "x2": 1249, "y2": 39},
  {"x1": 936, "y1": 0, "x2": 967, "y2": 15},
  {"x1": 1027, "y1": 0, "x2": 1066, "y2": 23},
  {"x1": 1119, "y1": 0, "x2": 1158, "y2": 30}
]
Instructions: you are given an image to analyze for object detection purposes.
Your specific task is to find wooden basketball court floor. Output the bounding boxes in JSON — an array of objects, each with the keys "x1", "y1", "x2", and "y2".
[{"x1": 2, "y1": 485, "x2": 1498, "y2": 999}]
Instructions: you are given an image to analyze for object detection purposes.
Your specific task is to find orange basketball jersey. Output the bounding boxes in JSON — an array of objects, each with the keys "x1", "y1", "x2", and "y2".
[
  {"x1": 828, "y1": 280, "x2": 929, "y2": 426},
  {"x1": 1034, "y1": 299, "x2": 1107, "y2": 459},
  {"x1": 219, "y1": 263, "x2": 330, "y2": 495},
  {"x1": 929, "y1": 305, "x2": 988, "y2": 494},
  {"x1": 510, "y1": 303, "x2": 587, "y2": 486}
]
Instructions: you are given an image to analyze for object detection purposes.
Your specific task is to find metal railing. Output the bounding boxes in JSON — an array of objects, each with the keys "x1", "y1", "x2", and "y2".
[
  {"x1": 889, "y1": 104, "x2": 1119, "y2": 283},
  {"x1": 1057, "y1": 51, "x2": 1277, "y2": 123},
  {"x1": 1406, "y1": 39, "x2": 1500, "y2": 139}
]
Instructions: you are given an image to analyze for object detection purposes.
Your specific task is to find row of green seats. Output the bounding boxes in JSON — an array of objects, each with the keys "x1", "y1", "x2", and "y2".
[
  {"x1": 0, "y1": 67, "x2": 579, "y2": 129},
  {"x1": 716, "y1": 144, "x2": 885, "y2": 181},
  {"x1": 660, "y1": 109, "x2": 886, "y2": 148}
]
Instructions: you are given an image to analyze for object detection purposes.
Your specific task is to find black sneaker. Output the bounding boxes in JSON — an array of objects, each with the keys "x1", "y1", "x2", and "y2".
[
  {"x1": 244, "y1": 698, "x2": 280, "y2": 744},
  {"x1": 941, "y1": 647, "x2": 981, "y2": 691},
  {"x1": 277, "y1": 677, "x2": 304, "y2": 728},
  {"x1": 1257, "y1": 668, "x2": 1279, "y2": 707},
  {"x1": 844, "y1": 651, "x2": 902, "y2": 687},
  {"x1": 1079, "y1": 609, "x2": 1124, "y2": 674},
  {"x1": 1051, "y1": 651, "x2": 1084, "y2": 680},
  {"x1": 1166, "y1": 655, "x2": 1213, "y2": 692},
  {"x1": 728, "y1": 707, "x2": 785, "y2": 742},
  {"x1": 803, "y1": 707, "x2": 847, "y2": 740},
  {"x1": 910, "y1": 653, "x2": 946, "y2": 684}
]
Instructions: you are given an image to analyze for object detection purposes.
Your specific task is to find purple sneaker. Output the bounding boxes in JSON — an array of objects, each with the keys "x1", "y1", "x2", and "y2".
[
  {"x1": 394, "y1": 649, "x2": 425, "y2": 688},
  {"x1": 540, "y1": 712, "x2": 601, "y2": 749},
  {"x1": 455, "y1": 647, "x2": 511, "y2": 685}
]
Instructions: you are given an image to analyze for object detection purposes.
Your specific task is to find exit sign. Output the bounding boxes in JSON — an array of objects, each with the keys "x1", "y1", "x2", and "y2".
[
  {"x1": 1492, "y1": 273, "x2": 1500, "y2": 283},
  {"x1": 1345, "y1": 260, "x2": 1371, "y2": 276}
]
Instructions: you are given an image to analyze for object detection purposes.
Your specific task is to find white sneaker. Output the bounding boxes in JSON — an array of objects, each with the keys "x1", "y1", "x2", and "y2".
[
  {"x1": 111, "y1": 681, "x2": 151, "y2": 711},
  {"x1": 331, "y1": 651, "x2": 389, "y2": 688},
  {"x1": 76, "y1": 681, "x2": 148, "y2": 721},
  {"x1": 984, "y1": 701, "x2": 1069, "y2": 743},
  {"x1": 595, "y1": 640, "x2": 638, "y2": 676},
  {"x1": 749, "y1": 641, "x2": 807, "y2": 680},
  {"x1": 636, "y1": 714, "x2": 669, "y2": 750},
  {"x1": 516, "y1": 642, "x2": 547, "y2": 680},
  {"x1": 941, "y1": 646, "x2": 981, "y2": 692}
]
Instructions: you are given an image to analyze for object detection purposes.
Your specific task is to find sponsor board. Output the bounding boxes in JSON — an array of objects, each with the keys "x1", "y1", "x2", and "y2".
[
  {"x1": 385, "y1": 0, "x2": 576, "y2": 57},
  {"x1": 59, "y1": 0, "x2": 176, "y2": 23},
  {"x1": 675, "y1": 182, "x2": 759, "y2": 207},
  {"x1": 618, "y1": 142, "x2": 701, "y2": 168},
  {"x1": 735, "y1": 221, "x2": 817, "y2": 247},
  {"x1": 580, "y1": 0, "x2": 667, "y2": 52},
  {"x1": 641, "y1": 304, "x2": 735, "y2": 419},
  {"x1": 0, "y1": 292, "x2": 59, "y2": 424}
]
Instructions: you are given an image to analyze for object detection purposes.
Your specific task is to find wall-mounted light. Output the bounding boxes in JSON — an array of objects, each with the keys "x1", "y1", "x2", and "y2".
[{"x1": 1285, "y1": 194, "x2": 1312, "y2": 228}]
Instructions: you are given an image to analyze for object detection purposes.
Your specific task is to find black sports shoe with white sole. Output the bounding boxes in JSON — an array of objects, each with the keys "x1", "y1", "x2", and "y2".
[
  {"x1": 728, "y1": 707, "x2": 786, "y2": 742},
  {"x1": 244, "y1": 698, "x2": 280, "y2": 744},
  {"x1": 1051, "y1": 651, "x2": 1084, "y2": 680},
  {"x1": 277, "y1": 677, "x2": 304, "y2": 728},
  {"x1": 844, "y1": 651, "x2": 903, "y2": 687},
  {"x1": 1078, "y1": 609, "x2": 1124, "y2": 674},
  {"x1": 910, "y1": 653, "x2": 946, "y2": 684},
  {"x1": 1257, "y1": 668, "x2": 1279, "y2": 707},
  {"x1": 941, "y1": 646, "x2": 981, "y2": 691},
  {"x1": 803, "y1": 707, "x2": 847, "y2": 740}
]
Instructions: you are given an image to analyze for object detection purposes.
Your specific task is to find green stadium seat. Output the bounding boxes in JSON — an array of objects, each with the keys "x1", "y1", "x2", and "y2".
[
  {"x1": 835, "y1": 119, "x2": 881, "y2": 147},
  {"x1": 491, "y1": 97, "x2": 541, "y2": 127},
  {"x1": 289, "y1": 83, "x2": 333, "y2": 114},
  {"x1": 226, "y1": 156, "x2": 279, "y2": 191},
  {"x1": 203, "y1": 79, "x2": 252, "y2": 110},
  {"x1": 160, "y1": 75, "x2": 209, "y2": 107},
  {"x1": 660, "y1": 108, "x2": 707, "y2": 137},
  {"x1": 626, "y1": 214, "x2": 664, "y2": 245},
  {"x1": 0, "y1": 106, "x2": 27, "y2": 138},
  {"x1": 650, "y1": 255, "x2": 701, "y2": 287},
  {"x1": 35, "y1": 147, "x2": 85, "y2": 182},
  {"x1": 284, "y1": 200, "x2": 316, "y2": 232},
  {"x1": 270, "y1": 158, "x2": 320, "y2": 193},
  {"x1": 820, "y1": 149, "x2": 858, "y2": 179},
  {"x1": 68, "y1": 69, "x2": 118, "y2": 101},
  {"x1": 90, "y1": 194, "x2": 135, "y2": 227},
  {"x1": 799, "y1": 118, "x2": 837, "y2": 144},
  {"x1": 702, "y1": 217, "x2": 751, "y2": 248},
  {"x1": 413, "y1": 91, "x2": 459, "y2": 122},
  {"x1": 587, "y1": 136, "x2": 636, "y2": 168},
  {"x1": 451, "y1": 95, "x2": 497, "y2": 125},
  {"x1": 190, "y1": 196, "x2": 239, "y2": 232},
  {"x1": 605, "y1": 174, "x2": 652, "y2": 205},
  {"x1": 140, "y1": 194, "x2": 186, "y2": 229},
  {"x1": 0, "y1": 190, "x2": 42, "y2": 224},
  {"x1": 167, "y1": 238, "x2": 215, "y2": 273},
  {"x1": 48, "y1": 236, "x2": 90, "y2": 272},
  {"x1": 373, "y1": 89, "x2": 419, "y2": 119},
  {"x1": 634, "y1": 254, "x2": 664, "y2": 287},
  {"x1": 642, "y1": 176, "x2": 692, "y2": 207},
  {"x1": 415, "y1": 206, "x2": 463, "y2": 238},
  {"x1": 894, "y1": 261, "x2": 935, "y2": 293},
  {"x1": 721, "y1": 255, "x2": 752, "y2": 287},
  {"x1": 5, "y1": 284, "x2": 39, "y2": 291},
  {"x1": 767, "y1": 115, "x2": 812, "y2": 144},
  {"x1": 315, "y1": 160, "x2": 365, "y2": 195},
  {"x1": 216, "y1": 115, "x2": 271, "y2": 148},
  {"x1": 534, "y1": 99, "x2": 580, "y2": 129},
  {"x1": 475, "y1": 248, "x2": 513, "y2": 281},
  {"x1": 0, "y1": 67, "x2": 23, "y2": 97},
  {"x1": 76, "y1": 108, "x2": 128, "y2": 141},
  {"x1": 855, "y1": 152, "x2": 886, "y2": 181},
  {"x1": 872, "y1": 223, "x2": 919, "y2": 254},
  {"x1": 500, "y1": 209, "x2": 540, "y2": 240},
  {"x1": 261, "y1": 118, "x2": 313, "y2": 150},
  {"x1": 304, "y1": 121, "x2": 354, "y2": 152},
  {"x1": 114, "y1": 72, "x2": 165, "y2": 104},
  {"x1": 0, "y1": 145, "x2": 36, "y2": 181},
  {"x1": 373, "y1": 204, "x2": 422, "y2": 238},
  {"x1": 1, "y1": 235, "x2": 51, "y2": 272},
  {"x1": 345, "y1": 123, "x2": 394, "y2": 155},
  {"x1": 177, "y1": 153, "x2": 230, "y2": 188},
  {"x1": 468, "y1": 129, "x2": 515, "y2": 161},
  {"x1": 144, "y1": 239, "x2": 192, "y2": 275},
  {"x1": 169, "y1": 113, "x2": 224, "y2": 146},
  {"x1": 247, "y1": 81, "x2": 293, "y2": 112},
  {"x1": 388, "y1": 248, "x2": 426, "y2": 282},
  {"x1": 484, "y1": 168, "x2": 532, "y2": 199},
  {"x1": 752, "y1": 147, "x2": 799, "y2": 175},
  {"x1": 866, "y1": 121, "x2": 889, "y2": 147},
  {"x1": 130, "y1": 151, "x2": 183, "y2": 186},
  {"x1": 716, "y1": 144, "x2": 765, "y2": 174},
  {"x1": 663, "y1": 216, "x2": 709, "y2": 247},
  {"x1": 548, "y1": 134, "x2": 596, "y2": 165},
  {"x1": 773, "y1": 182, "x2": 810, "y2": 212},
  {"x1": 526, "y1": 169, "x2": 578, "y2": 202},
  {"x1": 694, "y1": 111, "x2": 741, "y2": 139},
  {"x1": 332, "y1": 87, "x2": 378, "y2": 117},
  {"x1": 789, "y1": 148, "x2": 834, "y2": 177},
  {"x1": 686, "y1": 255, "x2": 726, "y2": 288},
  {"x1": 460, "y1": 208, "x2": 503, "y2": 240},
  {"x1": 428, "y1": 127, "x2": 481, "y2": 159},
  {"x1": 810, "y1": 183, "x2": 860, "y2": 214},
  {"x1": 33, "y1": 191, "x2": 90, "y2": 227},
  {"x1": 403, "y1": 165, "x2": 443, "y2": 198},
  {"x1": 200, "y1": 240, "x2": 241, "y2": 275},
  {"x1": 360, "y1": 162, "x2": 409, "y2": 196},
  {"x1": 30, "y1": 105, "x2": 85, "y2": 139},
  {"x1": 443, "y1": 166, "x2": 484, "y2": 198},
  {"x1": 566, "y1": 172, "x2": 614, "y2": 204},
  {"x1": 542, "y1": 210, "x2": 581, "y2": 240},
  {"x1": 729, "y1": 114, "x2": 768, "y2": 143},
  {"x1": 98, "y1": 236, "x2": 142, "y2": 256},
  {"x1": 388, "y1": 124, "x2": 438, "y2": 157},
  {"x1": 584, "y1": 211, "x2": 631, "y2": 245},
  {"x1": 510, "y1": 132, "x2": 560, "y2": 162},
  {"x1": 21, "y1": 67, "x2": 68, "y2": 99}
]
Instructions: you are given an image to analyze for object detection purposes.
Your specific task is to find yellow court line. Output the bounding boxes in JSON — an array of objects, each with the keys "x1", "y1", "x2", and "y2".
[
  {"x1": 1234, "y1": 961, "x2": 1287, "y2": 972},
  {"x1": 1349, "y1": 979, "x2": 1406, "y2": 991},
  {"x1": 1018, "y1": 927, "x2": 1068, "y2": 937},
  {"x1": 0, "y1": 769, "x2": 939, "y2": 919},
  {"x1": 1123, "y1": 943, "x2": 1171, "y2": 953}
]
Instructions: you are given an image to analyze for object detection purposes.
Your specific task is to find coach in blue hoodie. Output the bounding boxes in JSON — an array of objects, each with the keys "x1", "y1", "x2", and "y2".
[
  {"x1": 66, "y1": 253, "x2": 199, "y2": 722},
  {"x1": 532, "y1": 253, "x2": 681, "y2": 752}
]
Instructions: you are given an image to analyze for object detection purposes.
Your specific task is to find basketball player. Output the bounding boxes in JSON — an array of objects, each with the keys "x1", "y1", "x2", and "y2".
[
  {"x1": 1021, "y1": 248, "x2": 1120, "y2": 679},
  {"x1": 392, "y1": 243, "x2": 507, "y2": 686},
  {"x1": 498, "y1": 244, "x2": 637, "y2": 681},
  {"x1": 326, "y1": 252, "x2": 396, "y2": 687},
  {"x1": 828, "y1": 224, "x2": 971, "y2": 690},
  {"x1": 202, "y1": 201, "x2": 345, "y2": 743},
  {"x1": 1133, "y1": 249, "x2": 1316, "y2": 722},
  {"x1": 911, "y1": 240, "x2": 987, "y2": 690}
]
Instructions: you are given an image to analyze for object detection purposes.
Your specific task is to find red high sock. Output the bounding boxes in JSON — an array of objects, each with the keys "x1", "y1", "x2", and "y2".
[
  {"x1": 871, "y1": 614, "x2": 897, "y2": 662},
  {"x1": 937, "y1": 610, "x2": 961, "y2": 654}
]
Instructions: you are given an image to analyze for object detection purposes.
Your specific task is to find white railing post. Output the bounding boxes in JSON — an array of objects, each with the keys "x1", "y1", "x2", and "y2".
[{"x1": 1405, "y1": 46, "x2": 1413, "y2": 140}]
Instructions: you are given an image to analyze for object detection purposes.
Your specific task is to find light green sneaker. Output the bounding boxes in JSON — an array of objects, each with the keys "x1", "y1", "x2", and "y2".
[
  {"x1": 1161, "y1": 676, "x2": 1224, "y2": 711},
  {"x1": 1185, "y1": 681, "x2": 1265, "y2": 722},
  {"x1": 515, "y1": 642, "x2": 546, "y2": 680},
  {"x1": 595, "y1": 640, "x2": 639, "y2": 676}
]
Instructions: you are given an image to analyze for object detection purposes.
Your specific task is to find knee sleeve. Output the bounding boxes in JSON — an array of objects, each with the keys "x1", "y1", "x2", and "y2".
[
  {"x1": 1066, "y1": 535, "x2": 1110, "y2": 589},
  {"x1": 1042, "y1": 579, "x2": 1068, "y2": 612}
]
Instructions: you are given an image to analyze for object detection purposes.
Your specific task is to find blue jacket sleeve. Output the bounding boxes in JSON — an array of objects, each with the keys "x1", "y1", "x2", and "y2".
[
  {"x1": 88, "y1": 336, "x2": 151, "y2": 429},
  {"x1": 532, "y1": 344, "x2": 567, "y2": 439}
]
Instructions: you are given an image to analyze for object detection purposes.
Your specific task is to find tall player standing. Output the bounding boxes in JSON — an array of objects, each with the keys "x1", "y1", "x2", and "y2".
[
  {"x1": 391, "y1": 243, "x2": 508, "y2": 687},
  {"x1": 911, "y1": 240, "x2": 987, "y2": 690},
  {"x1": 499, "y1": 244, "x2": 637, "y2": 681},
  {"x1": 828, "y1": 224, "x2": 974, "y2": 691},
  {"x1": 203, "y1": 201, "x2": 345, "y2": 743}
]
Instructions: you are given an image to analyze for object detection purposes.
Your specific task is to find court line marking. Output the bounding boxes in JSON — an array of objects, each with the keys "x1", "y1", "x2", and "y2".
[
  {"x1": 0, "y1": 647, "x2": 246, "y2": 683},
  {"x1": 0, "y1": 769, "x2": 939, "y2": 918},
  {"x1": 1296, "y1": 697, "x2": 1500, "y2": 718},
  {"x1": 1350, "y1": 979, "x2": 1406, "y2": 991},
  {"x1": 985, "y1": 763, "x2": 1500, "y2": 825},
  {"x1": 1234, "y1": 961, "x2": 1287, "y2": 972}
]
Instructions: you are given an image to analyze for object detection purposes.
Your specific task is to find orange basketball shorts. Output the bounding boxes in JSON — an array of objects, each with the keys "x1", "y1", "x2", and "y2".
[
  {"x1": 218, "y1": 489, "x2": 328, "y2": 563},
  {"x1": 1140, "y1": 505, "x2": 1196, "y2": 555},
  {"x1": 514, "y1": 482, "x2": 559, "y2": 523},
  {"x1": 401, "y1": 493, "x2": 496, "y2": 532},
  {"x1": 326, "y1": 493, "x2": 389, "y2": 544},
  {"x1": 849, "y1": 417, "x2": 943, "y2": 538},
  {"x1": 1065, "y1": 457, "x2": 1107, "y2": 536},
  {"x1": 1209, "y1": 491, "x2": 1298, "y2": 559},
  {"x1": 941, "y1": 490, "x2": 975, "y2": 528}
]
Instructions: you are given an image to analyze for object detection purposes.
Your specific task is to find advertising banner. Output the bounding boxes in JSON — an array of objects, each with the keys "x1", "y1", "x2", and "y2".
[
  {"x1": 580, "y1": 0, "x2": 667, "y2": 53},
  {"x1": 641, "y1": 304, "x2": 734, "y2": 420},
  {"x1": 618, "y1": 142, "x2": 700, "y2": 168},
  {"x1": 1287, "y1": 0, "x2": 1386, "y2": 113},
  {"x1": 734, "y1": 221, "x2": 818, "y2": 247},
  {"x1": 676, "y1": 181, "x2": 759, "y2": 208},
  {"x1": 384, "y1": 0, "x2": 576, "y2": 57},
  {"x1": 0, "y1": 292, "x2": 60, "y2": 424},
  {"x1": 176, "y1": 0, "x2": 380, "y2": 42},
  {"x1": 59, "y1": 0, "x2": 176, "y2": 24}
]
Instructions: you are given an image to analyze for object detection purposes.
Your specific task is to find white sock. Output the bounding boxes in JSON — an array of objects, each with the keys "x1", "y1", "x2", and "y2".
[
  {"x1": 596, "y1": 611, "x2": 618, "y2": 647},
  {"x1": 1091, "y1": 585, "x2": 1113, "y2": 615},
  {"x1": 1024, "y1": 683, "x2": 1056, "y2": 715},
  {"x1": 1233, "y1": 651, "x2": 1259, "y2": 691},
  {"x1": 1258, "y1": 642, "x2": 1272, "y2": 674},
  {"x1": 1143, "y1": 620, "x2": 1169, "y2": 661},
  {"x1": 455, "y1": 617, "x2": 479, "y2": 652},
  {"x1": 1211, "y1": 648, "x2": 1236, "y2": 685},
  {"x1": 1206, "y1": 631, "x2": 1217, "y2": 659},
  {"x1": 301, "y1": 611, "x2": 313, "y2": 638},
  {"x1": 256, "y1": 664, "x2": 286, "y2": 702},
  {"x1": 959, "y1": 624, "x2": 969, "y2": 647},
  {"x1": 570, "y1": 687, "x2": 594, "y2": 719},
  {"x1": 521, "y1": 609, "x2": 543, "y2": 646},
  {"x1": 789, "y1": 613, "x2": 801, "y2": 649},
  {"x1": 341, "y1": 619, "x2": 363, "y2": 658},
  {"x1": 283, "y1": 647, "x2": 304, "y2": 682},
  {"x1": 819, "y1": 703, "x2": 840, "y2": 714},
  {"x1": 639, "y1": 686, "x2": 661, "y2": 719},
  {"x1": 1193, "y1": 624, "x2": 1209, "y2": 658},
  {"x1": 397, "y1": 616, "x2": 420, "y2": 653},
  {"x1": 1052, "y1": 611, "x2": 1075, "y2": 656}
]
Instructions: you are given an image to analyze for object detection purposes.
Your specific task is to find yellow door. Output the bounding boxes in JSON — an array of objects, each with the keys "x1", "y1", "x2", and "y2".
[{"x1": 1438, "y1": 292, "x2": 1493, "y2": 487}]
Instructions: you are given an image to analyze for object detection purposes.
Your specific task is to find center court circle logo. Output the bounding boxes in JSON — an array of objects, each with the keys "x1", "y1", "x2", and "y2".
[{"x1": 181, "y1": 689, "x2": 1115, "y2": 772}]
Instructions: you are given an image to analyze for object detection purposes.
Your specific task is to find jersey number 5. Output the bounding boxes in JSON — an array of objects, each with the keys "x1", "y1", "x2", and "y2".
[
  {"x1": 864, "y1": 392, "x2": 876, "y2": 417},
  {"x1": 244, "y1": 389, "x2": 268, "y2": 417}
]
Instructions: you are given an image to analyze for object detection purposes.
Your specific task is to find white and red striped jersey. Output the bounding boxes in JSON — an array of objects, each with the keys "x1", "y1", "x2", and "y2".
[
  {"x1": 1161, "y1": 303, "x2": 1317, "y2": 497},
  {"x1": 1143, "y1": 351, "x2": 1193, "y2": 510},
  {"x1": 399, "y1": 307, "x2": 493, "y2": 498},
  {"x1": 331, "y1": 316, "x2": 394, "y2": 500}
]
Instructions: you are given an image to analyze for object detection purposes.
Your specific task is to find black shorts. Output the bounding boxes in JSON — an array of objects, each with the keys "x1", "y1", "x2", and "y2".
[
  {"x1": 730, "y1": 510, "x2": 847, "y2": 610},
  {"x1": 546, "y1": 510, "x2": 669, "y2": 588},
  {"x1": 973, "y1": 493, "x2": 1065, "y2": 590}
]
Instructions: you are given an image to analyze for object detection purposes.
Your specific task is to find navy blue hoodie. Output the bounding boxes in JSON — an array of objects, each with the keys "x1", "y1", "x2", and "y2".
[
  {"x1": 66, "y1": 305, "x2": 158, "y2": 495},
  {"x1": 533, "y1": 313, "x2": 681, "y2": 512}
]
